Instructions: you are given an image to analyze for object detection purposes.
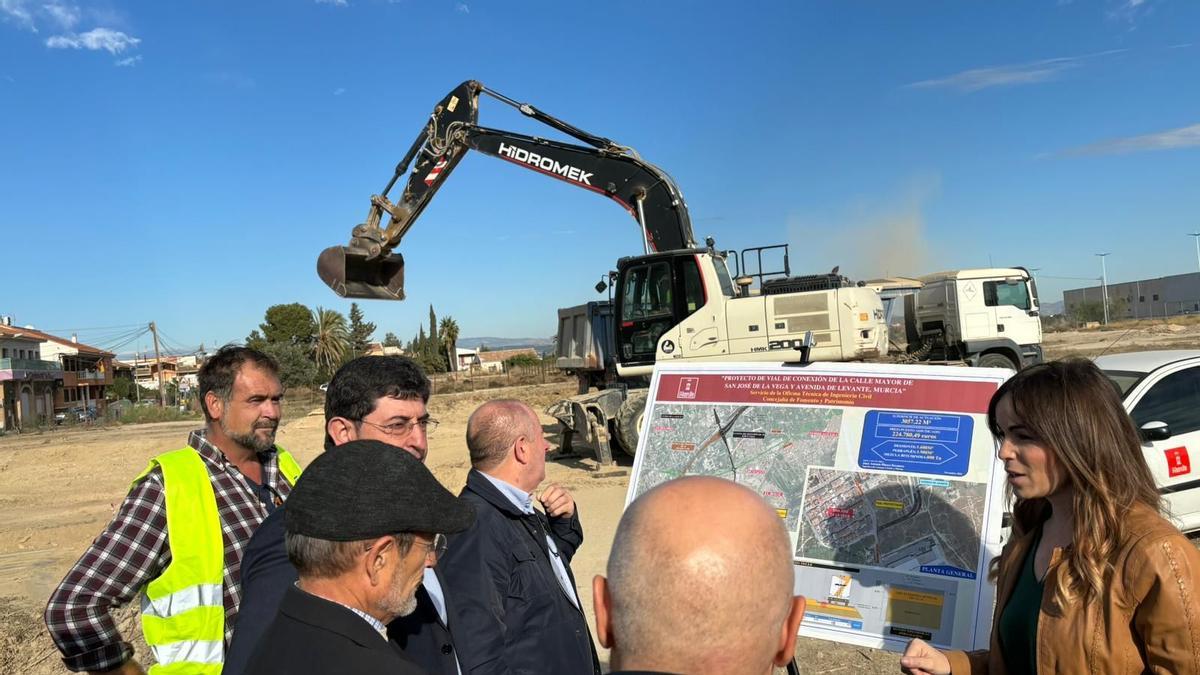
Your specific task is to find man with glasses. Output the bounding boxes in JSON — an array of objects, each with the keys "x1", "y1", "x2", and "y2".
[
  {"x1": 225, "y1": 355, "x2": 461, "y2": 675},
  {"x1": 243, "y1": 440, "x2": 474, "y2": 675}
]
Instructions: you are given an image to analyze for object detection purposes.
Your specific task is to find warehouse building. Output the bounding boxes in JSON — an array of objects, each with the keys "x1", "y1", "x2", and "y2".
[{"x1": 1064, "y1": 271, "x2": 1200, "y2": 320}]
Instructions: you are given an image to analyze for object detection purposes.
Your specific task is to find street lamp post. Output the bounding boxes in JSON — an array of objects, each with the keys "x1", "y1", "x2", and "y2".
[
  {"x1": 1096, "y1": 253, "x2": 1111, "y2": 324},
  {"x1": 1189, "y1": 233, "x2": 1200, "y2": 274}
]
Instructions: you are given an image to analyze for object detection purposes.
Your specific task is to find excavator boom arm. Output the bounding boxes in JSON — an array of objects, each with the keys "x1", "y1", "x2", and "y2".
[{"x1": 318, "y1": 80, "x2": 695, "y2": 300}]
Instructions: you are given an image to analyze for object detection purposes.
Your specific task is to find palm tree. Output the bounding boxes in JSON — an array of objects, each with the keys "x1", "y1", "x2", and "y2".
[
  {"x1": 439, "y1": 316, "x2": 460, "y2": 372},
  {"x1": 311, "y1": 307, "x2": 350, "y2": 377}
]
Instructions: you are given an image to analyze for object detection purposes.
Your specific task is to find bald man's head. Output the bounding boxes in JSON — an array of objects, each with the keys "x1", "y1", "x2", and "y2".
[
  {"x1": 466, "y1": 399, "x2": 537, "y2": 470},
  {"x1": 596, "y1": 477, "x2": 805, "y2": 675}
]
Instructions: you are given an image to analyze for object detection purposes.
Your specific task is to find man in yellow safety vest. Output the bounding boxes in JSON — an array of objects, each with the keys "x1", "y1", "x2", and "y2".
[{"x1": 45, "y1": 345, "x2": 301, "y2": 675}]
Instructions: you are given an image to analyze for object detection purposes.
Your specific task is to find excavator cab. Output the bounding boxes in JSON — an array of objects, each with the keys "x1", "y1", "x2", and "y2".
[{"x1": 317, "y1": 245, "x2": 406, "y2": 301}]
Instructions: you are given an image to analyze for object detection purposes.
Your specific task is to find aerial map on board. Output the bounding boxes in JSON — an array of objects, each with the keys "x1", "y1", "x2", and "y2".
[
  {"x1": 796, "y1": 468, "x2": 987, "y2": 573},
  {"x1": 633, "y1": 402, "x2": 842, "y2": 532}
]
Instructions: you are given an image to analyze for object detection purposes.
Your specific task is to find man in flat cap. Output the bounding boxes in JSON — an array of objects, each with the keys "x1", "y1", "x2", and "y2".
[{"x1": 242, "y1": 440, "x2": 474, "y2": 675}]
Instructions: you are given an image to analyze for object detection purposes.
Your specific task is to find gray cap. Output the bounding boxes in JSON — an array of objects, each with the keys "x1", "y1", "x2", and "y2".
[{"x1": 285, "y1": 439, "x2": 474, "y2": 541}]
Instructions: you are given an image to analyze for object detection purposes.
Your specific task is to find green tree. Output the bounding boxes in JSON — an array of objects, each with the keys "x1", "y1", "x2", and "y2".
[
  {"x1": 245, "y1": 330, "x2": 267, "y2": 350},
  {"x1": 428, "y1": 305, "x2": 439, "y2": 348},
  {"x1": 109, "y1": 376, "x2": 134, "y2": 401},
  {"x1": 259, "y1": 342, "x2": 317, "y2": 387},
  {"x1": 439, "y1": 316, "x2": 460, "y2": 371},
  {"x1": 1070, "y1": 300, "x2": 1105, "y2": 323},
  {"x1": 255, "y1": 303, "x2": 316, "y2": 346},
  {"x1": 504, "y1": 353, "x2": 541, "y2": 369},
  {"x1": 382, "y1": 332, "x2": 402, "y2": 349},
  {"x1": 348, "y1": 303, "x2": 376, "y2": 357},
  {"x1": 311, "y1": 307, "x2": 350, "y2": 376}
]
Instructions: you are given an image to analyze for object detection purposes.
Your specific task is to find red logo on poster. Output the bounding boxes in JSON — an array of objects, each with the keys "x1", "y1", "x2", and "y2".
[
  {"x1": 1165, "y1": 447, "x2": 1191, "y2": 477},
  {"x1": 677, "y1": 377, "x2": 699, "y2": 400}
]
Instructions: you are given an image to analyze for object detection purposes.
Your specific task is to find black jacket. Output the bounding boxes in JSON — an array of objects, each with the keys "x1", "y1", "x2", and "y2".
[
  {"x1": 225, "y1": 506, "x2": 462, "y2": 675},
  {"x1": 439, "y1": 469, "x2": 600, "y2": 675},
  {"x1": 389, "y1": 570, "x2": 460, "y2": 675},
  {"x1": 242, "y1": 584, "x2": 427, "y2": 675}
]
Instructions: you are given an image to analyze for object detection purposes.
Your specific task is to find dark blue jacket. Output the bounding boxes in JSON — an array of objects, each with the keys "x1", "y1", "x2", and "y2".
[
  {"x1": 439, "y1": 469, "x2": 600, "y2": 675},
  {"x1": 224, "y1": 506, "x2": 461, "y2": 675}
]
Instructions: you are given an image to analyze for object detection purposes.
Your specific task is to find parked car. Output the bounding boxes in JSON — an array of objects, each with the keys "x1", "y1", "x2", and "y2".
[
  {"x1": 54, "y1": 406, "x2": 97, "y2": 425},
  {"x1": 1096, "y1": 350, "x2": 1200, "y2": 533}
]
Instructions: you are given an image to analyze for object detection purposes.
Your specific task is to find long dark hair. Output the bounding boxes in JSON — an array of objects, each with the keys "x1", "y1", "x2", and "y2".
[{"x1": 988, "y1": 358, "x2": 1161, "y2": 603}]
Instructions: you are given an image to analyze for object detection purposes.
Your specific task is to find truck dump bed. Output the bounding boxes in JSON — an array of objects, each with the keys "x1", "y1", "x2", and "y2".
[{"x1": 554, "y1": 301, "x2": 615, "y2": 372}]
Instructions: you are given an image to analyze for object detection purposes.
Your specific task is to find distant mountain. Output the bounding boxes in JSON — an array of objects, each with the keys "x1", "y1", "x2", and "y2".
[{"x1": 457, "y1": 337, "x2": 555, "y2": 356}]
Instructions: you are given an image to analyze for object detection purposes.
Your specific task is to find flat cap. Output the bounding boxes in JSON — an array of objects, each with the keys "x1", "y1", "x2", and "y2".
[{"x1": 285, "y1": 439, "x2": 474, "y2": 541}]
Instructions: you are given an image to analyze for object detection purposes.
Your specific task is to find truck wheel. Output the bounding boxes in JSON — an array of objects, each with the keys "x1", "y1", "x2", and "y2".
[
  {"x1": 615, "y1": 390, "x2": 648, "y2": 457},
  {"x1": 978, "y1": 353, "x2": 1017, "y2": 370}
]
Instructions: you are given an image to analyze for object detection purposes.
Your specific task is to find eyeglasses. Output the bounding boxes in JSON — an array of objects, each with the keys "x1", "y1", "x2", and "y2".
[
  {"x1": 419, "y1": 533, "x2": 448, "y2": 562},
  {"x1": 358, "y1": 417, "x2": 439, "y2": 437}
]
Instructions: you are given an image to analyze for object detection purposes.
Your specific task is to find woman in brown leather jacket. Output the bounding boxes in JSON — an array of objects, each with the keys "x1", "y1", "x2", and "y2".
[{"x1": 900, "y1": 358, "x2": 1200, "y2": 675}]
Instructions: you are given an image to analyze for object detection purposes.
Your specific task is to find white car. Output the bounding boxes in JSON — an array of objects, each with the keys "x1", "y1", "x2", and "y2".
[{"x1": 1096, "y1": 350, "x2": 1200, "y2": 533}]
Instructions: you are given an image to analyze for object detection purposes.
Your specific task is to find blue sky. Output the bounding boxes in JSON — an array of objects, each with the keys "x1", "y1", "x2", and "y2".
[{"x1": 2, "y1": 0, "x2": 1197, "y2": 355}]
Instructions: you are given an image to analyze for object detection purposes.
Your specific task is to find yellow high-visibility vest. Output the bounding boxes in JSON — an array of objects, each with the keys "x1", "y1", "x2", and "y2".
[{"x1": 132, "y1": 445, "x2": 301, "y2": 674}]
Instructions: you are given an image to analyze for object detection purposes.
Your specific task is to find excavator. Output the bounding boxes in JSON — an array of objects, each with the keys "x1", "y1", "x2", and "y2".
[
  {"x1": 319, "y1": 80, "x2": 886, "y2": 457},
  {"x1": 317, "y1": 80, "x2": 695, "y2": 300}
]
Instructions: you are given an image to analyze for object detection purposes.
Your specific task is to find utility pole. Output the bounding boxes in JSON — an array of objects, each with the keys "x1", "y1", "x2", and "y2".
[
  {"x1": 133, "y1": 350, "x2": 141, "y2": 404},
  {"x1": 1096, "y1": 253, "x2": 1111, "y2": 324},
  {"x1": 150, "y1": 322, "x2": 165, "y2": 407},
  {"x1": 1190, "y1": 233, "x2": 1200, "y2": 274}
]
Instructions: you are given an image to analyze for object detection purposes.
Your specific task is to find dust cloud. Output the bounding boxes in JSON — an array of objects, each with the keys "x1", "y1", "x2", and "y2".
[{"x1": 786, "y1": 175, "x2": 941, "y2": 281}]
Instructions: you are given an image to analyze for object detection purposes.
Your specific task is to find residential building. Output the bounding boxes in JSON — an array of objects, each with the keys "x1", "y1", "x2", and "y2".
[
  {"x1": 364, "y1": 342, "x2": 404, "y2": 357},
  {"x1": 36, "y1": 330, "x2": 115, "y2": 415},
  {"x1": 133, "y1": 355, "x2": 178, "y2": 390},
  {"x1": 476, "y1": 348, "x2": 540, "y2": 373},
  {"x1": 0, "y1": 327, "x2": 61, "y2": 430},
  {"x1": 0, "y1": 323, "x2": 114, "y2": 425},
  {"x1": 455, "y1": 347, "x2": 480, "y2": 371}
]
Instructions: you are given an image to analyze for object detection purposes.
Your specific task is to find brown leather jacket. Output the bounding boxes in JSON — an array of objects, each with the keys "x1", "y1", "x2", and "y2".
[{"x1": 947, "y1": 502, "x2": 1200, "y2": 674}]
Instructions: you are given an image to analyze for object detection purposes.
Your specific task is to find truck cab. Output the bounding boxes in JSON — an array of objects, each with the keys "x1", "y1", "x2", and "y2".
[{"x1": 911, "y1": 268, "x2": 1043, "y2": 370}]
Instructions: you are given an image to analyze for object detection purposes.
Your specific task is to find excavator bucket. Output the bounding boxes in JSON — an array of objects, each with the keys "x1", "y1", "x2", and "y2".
[{"x1": 317, "y1": 246, "x2": 406, "y2": 301}]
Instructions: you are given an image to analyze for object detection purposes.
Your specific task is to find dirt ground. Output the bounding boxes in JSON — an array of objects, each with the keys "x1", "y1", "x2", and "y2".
[{"x1": 6, "y1": 322, "x2": 1200, "y2": 674}]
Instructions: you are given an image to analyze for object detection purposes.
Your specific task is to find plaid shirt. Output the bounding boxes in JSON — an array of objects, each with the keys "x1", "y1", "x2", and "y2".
[{"x1": 44, "y1": 430, "x2": 295, "y2": 672}]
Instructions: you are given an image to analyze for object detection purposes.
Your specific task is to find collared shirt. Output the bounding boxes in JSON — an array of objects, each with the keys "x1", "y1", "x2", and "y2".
[
  {"x1": 298, "y1": 583, "x2": 388, "y2": 641},
  {"x1": 45, "y1": 430, "x2": 294, "y2": 672},
  {"x1": 479, "y1": 473, "x2": 580, "y2": 609}
]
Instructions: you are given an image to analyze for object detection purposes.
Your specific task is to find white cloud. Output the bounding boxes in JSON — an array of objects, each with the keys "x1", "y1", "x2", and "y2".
[
  {"x1": 907, "y1": 49, "x2": 1125, "y2": 93},
  {"x1": 1061, "y1": 122, "x2": 1200, "y2": 156},
  {"x1": 115, "y1": 54, "x2": 141, "y2": 67},
  {"x1": 315, "y1": 0, "x2": 348, "y2": 5},
  {"x1": 1, "y1": 0, "x2": 37, "y2": 31},
  {"x1": 42, "y1": 1, "x2": 78, "y2": 29},
  {"x1": 333, "y1": 87, "x2": 346, "y2": 95},
  {"x1": 1107, "y1": 0, "x2": 1153, "y2": 24},
  {"x1": 455, "y1": 2, "x2": 469, "y2": 13},
  {"x1": 46, "y1": 27, "x2": 139, "y2": 54}
]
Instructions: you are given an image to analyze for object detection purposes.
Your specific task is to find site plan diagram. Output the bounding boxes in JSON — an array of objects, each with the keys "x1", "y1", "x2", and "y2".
[
  {"x1": 633, "y1": 403, "x2": 842, "y2": 532},
  {"x1": 627, "y1": 363, "x2": 1010, "y2": 653}
]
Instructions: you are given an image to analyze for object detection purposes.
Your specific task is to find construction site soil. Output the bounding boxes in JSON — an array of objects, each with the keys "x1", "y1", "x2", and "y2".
[{"x1": 4, "y1": 321, "x2": 1200, "y2": 674}]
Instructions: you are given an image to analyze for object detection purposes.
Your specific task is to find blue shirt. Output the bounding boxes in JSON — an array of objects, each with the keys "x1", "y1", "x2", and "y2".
[
  {"x1": 422, "y1": 569, "x2": 463, "y2": 675},
  {"x1": 479, "y1": 473, "x2": 580, "y2": 609}
]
